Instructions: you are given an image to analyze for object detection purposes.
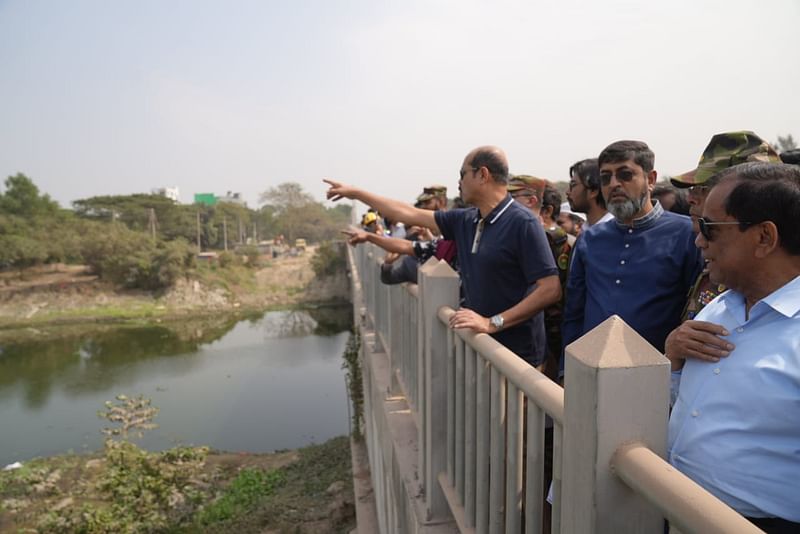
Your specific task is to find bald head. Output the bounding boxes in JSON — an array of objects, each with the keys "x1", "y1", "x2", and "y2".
[{"x1": 466, "y1": 146, "x2": 509, "y2": 184}]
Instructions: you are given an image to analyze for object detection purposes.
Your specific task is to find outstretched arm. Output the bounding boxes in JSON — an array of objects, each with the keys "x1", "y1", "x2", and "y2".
[
  {"x1": 325, "y1": 179, "x2": 439, "y2": 233},
  {"x1": 341, "y1": 228, "x2": 415, "y2": 257}
]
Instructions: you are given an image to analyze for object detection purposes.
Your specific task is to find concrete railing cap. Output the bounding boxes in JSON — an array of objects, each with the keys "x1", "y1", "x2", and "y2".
[{"x1": 566, "y1": 315, "x2": 667, "y2": 368}]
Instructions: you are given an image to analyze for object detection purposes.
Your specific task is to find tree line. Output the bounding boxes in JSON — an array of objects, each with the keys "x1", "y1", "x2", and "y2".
[{"x1": 0, "y1": 174, "x2": 350, "y2": 289}]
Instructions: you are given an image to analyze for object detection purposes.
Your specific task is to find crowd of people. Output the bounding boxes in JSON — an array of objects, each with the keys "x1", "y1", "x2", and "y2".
[{"x1": 326, "y1": 131, "x2": 800, "y2": 533}]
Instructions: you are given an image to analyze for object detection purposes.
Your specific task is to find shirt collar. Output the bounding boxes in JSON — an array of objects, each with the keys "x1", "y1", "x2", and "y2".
[
  {"x1": 614, "y1": 199, "x2": 664, "y2": 230},
  {"x1": 585, "y1": 211, "x2": 615, "y2": 228},
  {"x1": 472, "y1": 194, "x2": 515, "y2": 224},
  {"x1": 759, "y1": 274, "x2": 800, "y2": 318},
  {"x1": 720, "y1": 274, "x2": 800, "y2": 319}
]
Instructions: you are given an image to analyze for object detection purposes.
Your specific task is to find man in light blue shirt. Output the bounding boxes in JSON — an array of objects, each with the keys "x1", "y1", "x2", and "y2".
[{"x1": 667, "y1": 162, "x2": 800, "y2": 533}]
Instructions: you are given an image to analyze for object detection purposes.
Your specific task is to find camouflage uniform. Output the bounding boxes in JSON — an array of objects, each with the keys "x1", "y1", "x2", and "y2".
[
  {"x1": 681, "y1": 270, "x2": 725, "y2": 321},
  {"x1": 543, "y1": 225, "x2": 574, "y2": 360},
  {"x1": 672, "y1": 131, "x2": 781, "y2": 320}
]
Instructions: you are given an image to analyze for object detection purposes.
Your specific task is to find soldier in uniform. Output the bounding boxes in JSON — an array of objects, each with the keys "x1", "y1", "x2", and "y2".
[
  {"x1": 666, "y1": 131, "x2": 781, "y2": 363},
  {"x1": 670, "y1": 131, "x2": 781, "y2": 321}
]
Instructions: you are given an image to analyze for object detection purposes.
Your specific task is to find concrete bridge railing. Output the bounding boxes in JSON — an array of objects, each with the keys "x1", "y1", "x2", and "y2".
[{"x1": 348, "y1": 241, "x2": 762, "y2": 534}]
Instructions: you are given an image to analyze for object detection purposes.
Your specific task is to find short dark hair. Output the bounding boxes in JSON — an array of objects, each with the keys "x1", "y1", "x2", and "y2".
[
  {"x1": 471, "y1": 148, "x2": 509, "y2": 184},
  {"x1": 541, "y1": 186, "x2": 562, "y2": 217},
  {"x1": 569, "y1": 213, "x2": 585, "y2": 226},
  {"x1": 598, "y1": 140, "x2": 655, "y2": 173},
  {"x1": 780, "y1": 149, "x2": 800, "y2": 165},
  {"x1": 569, "y1": 158, "x2": 605, "y2": 208},
  {"x1": 708, "y1": 162, "x2": 800, "y2": 255},
  {"x1": 652, "y1": 184, "x2": 690, "y2": 215}
]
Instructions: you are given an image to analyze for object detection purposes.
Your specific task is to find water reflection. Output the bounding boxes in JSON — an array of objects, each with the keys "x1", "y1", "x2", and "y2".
[{"x1": 0, "y1": 306, "x2": 353, "y2": 466}]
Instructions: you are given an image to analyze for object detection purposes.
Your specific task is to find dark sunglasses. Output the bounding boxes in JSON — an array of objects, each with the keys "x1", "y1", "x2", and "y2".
[
  {"x1": 599, "y1": 168, "x2": 636, "y2": 186},
  {"x1": 459, "y1": 166, "x2": 479, "y2": 180},
  {"x1": 697, "y1": 217, "x2": 754, "y2": 241}
]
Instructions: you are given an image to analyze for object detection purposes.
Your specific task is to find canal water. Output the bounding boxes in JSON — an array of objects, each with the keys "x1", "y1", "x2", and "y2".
[{"x1": 0, "y1": 307, "x2": 352, "y2": 467}]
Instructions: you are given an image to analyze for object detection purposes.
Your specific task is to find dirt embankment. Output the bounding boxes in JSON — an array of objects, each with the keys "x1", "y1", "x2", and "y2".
[{"x1": 0, "y1": 246, "x2": 350, "y2": 328}]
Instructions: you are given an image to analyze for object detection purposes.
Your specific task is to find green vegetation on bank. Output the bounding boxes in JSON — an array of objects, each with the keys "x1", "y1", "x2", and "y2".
[
  {"x1": 342, "y1": 331, "x2": 364, "y2": 439},
  {"x1": 0, "y1": 174, "x2": 350, "y2": 291},
  {"x1": 0, "y1": 395, "x2": 355, "y2": 533}
]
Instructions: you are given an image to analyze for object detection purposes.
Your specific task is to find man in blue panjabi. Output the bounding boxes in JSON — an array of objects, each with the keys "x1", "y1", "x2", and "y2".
[{"x1": 561, "y1": 140, "x2": 702, "y2": 363}]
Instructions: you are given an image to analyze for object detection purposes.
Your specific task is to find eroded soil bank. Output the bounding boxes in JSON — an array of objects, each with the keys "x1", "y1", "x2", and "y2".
[{"x1": 0, "y1": 245, "x2": 351, "y2": 335}]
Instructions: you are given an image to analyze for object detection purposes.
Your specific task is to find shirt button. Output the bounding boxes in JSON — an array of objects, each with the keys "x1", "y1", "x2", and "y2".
[
  {"x1": 691, "y1": 410, "x2": 699, "y2": 417},
  {"x1": 615, "y1": 279, "x2": 621, "y2": 285},
  {"x1": 713, "y1": 368, "x2": 721, "y2": 375},
  {"x1": 736, "y1": 327, "x2": 744, "y2": 333},
  {"x1": 620, "y1": 260, "x2": 626, "y2": 265},
  {"x1": 624, "y1": 244, "x2": 630, "y2": 248},
  {"x1": 628, "y1": 229, "x2": 633, "y2": 234}
]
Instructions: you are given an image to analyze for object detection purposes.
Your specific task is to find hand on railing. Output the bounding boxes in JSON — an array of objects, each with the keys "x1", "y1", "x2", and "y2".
[{"x1": 448, "y1": 308, "x2": 493, "y2": 334}]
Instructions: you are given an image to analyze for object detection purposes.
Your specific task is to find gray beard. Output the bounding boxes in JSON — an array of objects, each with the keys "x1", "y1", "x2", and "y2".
[{"x1": 608, "y1": 191, "x2": 647, "y2": 222}]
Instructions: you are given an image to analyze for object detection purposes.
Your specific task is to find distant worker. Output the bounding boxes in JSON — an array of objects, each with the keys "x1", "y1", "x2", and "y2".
[{"x1": 361, "y1": 210, "x2": 381, "y2": 234}]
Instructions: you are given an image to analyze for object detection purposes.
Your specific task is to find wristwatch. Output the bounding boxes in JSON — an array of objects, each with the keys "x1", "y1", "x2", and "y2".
[{"x1": 490, "y1": 314, "x2": 504, "y2": 331}]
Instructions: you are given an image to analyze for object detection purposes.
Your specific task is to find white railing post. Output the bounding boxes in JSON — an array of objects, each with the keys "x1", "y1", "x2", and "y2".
[
  {"x1": 561, "y1": 315, "x2": 669, "y2": 533},
  {"x1": 419, "y1": 259, "x2": 460, "y2": 520}
]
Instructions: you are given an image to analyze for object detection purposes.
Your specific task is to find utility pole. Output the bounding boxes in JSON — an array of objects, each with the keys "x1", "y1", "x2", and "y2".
[{"x1": 148, "y1": 208, "x2": 157, "y2": 241}]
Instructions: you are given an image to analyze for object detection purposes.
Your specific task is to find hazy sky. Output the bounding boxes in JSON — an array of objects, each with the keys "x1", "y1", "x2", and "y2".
[{"x1": 1, "y1": 0, "x2": 798, "y2": 210}]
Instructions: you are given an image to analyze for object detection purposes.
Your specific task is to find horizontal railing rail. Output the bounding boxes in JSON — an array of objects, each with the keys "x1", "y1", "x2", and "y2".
[
  {"x1": 347, "y1": 245, "x2": 765, "y2": 534},
  {"x1": 612, "y1": 443, "x2": 764, "y2": 534}
]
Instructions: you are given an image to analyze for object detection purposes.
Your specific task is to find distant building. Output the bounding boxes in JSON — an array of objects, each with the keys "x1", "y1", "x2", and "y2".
[{"x1": 151, "y1": 186, "x2": 180, "y2": 202}]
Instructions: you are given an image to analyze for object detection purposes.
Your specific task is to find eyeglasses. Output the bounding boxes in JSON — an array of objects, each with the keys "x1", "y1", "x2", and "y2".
[
  {"x1": 460, "y1": 167, "x2": 479, "y2": 180},
  {"x1": 697, "y1": 217, "x2": 754, "y2": 241},
  {"x1": 599, "y1": 168, "x2": 637, "y2": 186}
]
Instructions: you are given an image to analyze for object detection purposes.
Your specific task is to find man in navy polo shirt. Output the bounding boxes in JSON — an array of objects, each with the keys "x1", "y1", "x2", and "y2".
[{"x1": 325, "y1": 145, "x2": 560, "y2": 364}]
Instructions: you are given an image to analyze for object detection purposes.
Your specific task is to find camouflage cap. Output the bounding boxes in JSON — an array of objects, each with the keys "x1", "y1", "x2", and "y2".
[
  {"x1": 507, "y1": 174, "x2": 547, "y2": 197},
  {"x1": 415, "y1": 184, "x2": 448, "y2": 203},
  {"x1": 671, "y1": 131, "x2": 780, "y2": 188}
]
